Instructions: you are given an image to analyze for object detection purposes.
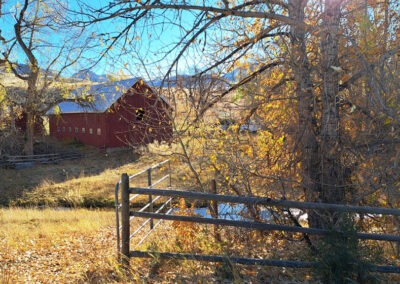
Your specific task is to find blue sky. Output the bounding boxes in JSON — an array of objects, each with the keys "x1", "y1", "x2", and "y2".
[
  {"x1": 81, "y1": 1, "x2": 204, "y2": 79},
  {"x1": 0, "y1": 0, "x2": 198, "y2": 80}
]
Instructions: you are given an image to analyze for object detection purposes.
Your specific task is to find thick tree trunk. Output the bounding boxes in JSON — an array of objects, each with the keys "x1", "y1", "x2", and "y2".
[
  {"x1": 23, "y1": 81, "x2": 38, "y2": 156},
  {"x1": 320, "y1": 0, "x2": 345, "y2": 205},
  {"x1": 290, "y1": 0, "x2": 345, "y2": 229},
  {"x1": 23, "y1": 111, "x2": 34, "y2": 155},
  {"x1": 288, "y1": 0, "x2": 321, "y2": 229},
  {"x1": 14, "y1": 0, "x2": 40, "y2": 156}
]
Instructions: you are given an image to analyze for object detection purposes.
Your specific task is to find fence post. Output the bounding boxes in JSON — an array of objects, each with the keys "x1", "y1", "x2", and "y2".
[
  {"x1": 148, "y1": 168, "x2": 154, "y2": 230},
  {"x1": 121, "y1": 173, "x2": 130, "y2": 267},
  {"x1": 395, "y1": 216, "x2": 400, "y2": 258},
  {"x1": 210, "y1": 179, "x2": 218, "y2": 218},
  {"x1": 210, "y1": 179, "x2": 221, "y2": 242},
  {"x1": 168, "y1": 160, "x2": 172, "y2": 188}
]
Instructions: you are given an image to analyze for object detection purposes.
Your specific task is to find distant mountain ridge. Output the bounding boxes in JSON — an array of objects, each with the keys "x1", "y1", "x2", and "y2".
[
  {"x1": 71, "y1": 70, "x2": 108, "y2": 82},
  {"x1": 70, "y1": 68, "x2": 240, "y2": 88},
  {"x1": 0, "y1": 63, "x2": 33, "y2": 75},
  {"x1": 2, "y1": 64, "x2": 239, "y2": 85}
]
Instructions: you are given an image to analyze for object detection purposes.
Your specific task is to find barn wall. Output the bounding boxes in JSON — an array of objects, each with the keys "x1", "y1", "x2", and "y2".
[
  {"x1": 49, "y1": 113, "x2": 107, "y2": 148},
  {"x1": 106, "y1": 82, "x2": 173, "y2": 147}
]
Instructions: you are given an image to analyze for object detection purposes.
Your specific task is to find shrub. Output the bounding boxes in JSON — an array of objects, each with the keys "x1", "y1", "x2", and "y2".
[{"x1": 313, "y1": 214, "x2": 381, "y2": 283}]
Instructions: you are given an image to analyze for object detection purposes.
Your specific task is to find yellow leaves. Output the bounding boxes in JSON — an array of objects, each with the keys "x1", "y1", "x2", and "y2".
[
  {"x1": 5, "y1": 62, "x2": 13, "y2": 74},
  {"x1": 240, "y1": 144, "x2": 253, "y2": 158},
  {"x1": 0, "y1": 209, "x2": 116, "y2": 283},
  {"x1": 276, "y1": 135, "x2": 285, "y2": 145},
  {"x1": 210, "y1": 154, "x2": 217, "y2": 164},
  {"x1": 384, "y1": 117, "x2": 393, "y2": 126},
  {"x1": 230, "y1": 124, "x2": 239, "y2": 132},
  {"x1": 172, "y1": 198, "x2": 200, "y2": 250},
  {"x1": 53, "y1": 105, "x2": 61, "y2": 115}
]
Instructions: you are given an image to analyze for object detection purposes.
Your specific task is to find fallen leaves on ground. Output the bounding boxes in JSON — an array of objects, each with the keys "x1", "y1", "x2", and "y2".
[{"x1": 0, "y1": 227, "x2": 119, "y2": 283}]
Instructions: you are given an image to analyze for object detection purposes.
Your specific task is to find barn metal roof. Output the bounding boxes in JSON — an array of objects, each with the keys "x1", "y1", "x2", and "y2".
[{"x1": 47, "y1": 78, "x2": 168, "y2": 114}]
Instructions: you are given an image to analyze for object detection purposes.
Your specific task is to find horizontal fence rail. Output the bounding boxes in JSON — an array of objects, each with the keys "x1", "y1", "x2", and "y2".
[
  {"x1": 130, "y1": 187, "x2": 400, "y2": 217},
  {"x1": 131, "y1": 251, "x2": 315, "y2": 268},
  {"x1": 117, "y1": 177, "x2": 400, "y2": 273},
  {"x1": 129, "y1": 251, "x2": 400, "y2": 273},
  {"x1": 130, "y1": 211, "x2": 400, "y2": 242}
]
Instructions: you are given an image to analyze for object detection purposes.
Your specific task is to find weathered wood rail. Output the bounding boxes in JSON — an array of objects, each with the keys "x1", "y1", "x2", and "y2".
[
  {"x1": 116, "y1": 167, "x2": 400, "y2": 274},
  {"x1": 0, "y1": 152, "x2": 83, "y2": 169}
]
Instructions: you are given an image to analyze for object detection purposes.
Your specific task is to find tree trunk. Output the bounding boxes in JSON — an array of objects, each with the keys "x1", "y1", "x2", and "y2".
[
  {"x1": 320, "y1": 0, "x2": 344, "y2": 206},
  {"x1": 288, "y1": 0, "x2": 321, "y2": 229},
  {"x1": 23, "y1": 111, "x2": 34, "y2": 155},
  {"x1": 290, "y1": 0, "x2": 345, "y2": 229},
  {"x1": 23, "y1": 82, "x2": 38, "y2": 156}
]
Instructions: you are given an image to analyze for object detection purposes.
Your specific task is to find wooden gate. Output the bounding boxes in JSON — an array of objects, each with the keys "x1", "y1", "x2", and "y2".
[{"x1": 114, "y1": 160, "x2": 172, "y2": 259}]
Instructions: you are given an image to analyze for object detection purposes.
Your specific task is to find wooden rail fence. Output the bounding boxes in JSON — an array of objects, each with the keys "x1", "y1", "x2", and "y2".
[
  {"x1": 0, "y1": 152, "x2": 83, "y2": 168},
  {"x1": 116, "y1": 163, "x2": 400, "y2": 274}
]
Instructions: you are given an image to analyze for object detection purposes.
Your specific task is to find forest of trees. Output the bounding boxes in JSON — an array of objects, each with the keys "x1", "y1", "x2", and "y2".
[{"x1": 0, "y1": 0, "x2": 399, "y2": 281}]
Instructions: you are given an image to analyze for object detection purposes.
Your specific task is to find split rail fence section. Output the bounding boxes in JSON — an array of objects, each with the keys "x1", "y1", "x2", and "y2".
[
  {"x1": 116, "y1": 162, "x2": 400, "y2": 274},
  {"x1": 0, "y1": 152, "x2": 83, "y2": 168}
]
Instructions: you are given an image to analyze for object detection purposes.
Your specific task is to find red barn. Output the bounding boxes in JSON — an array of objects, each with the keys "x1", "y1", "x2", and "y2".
[{"x1": 47, "y1": 79, "x2": 172, "y2": 148}]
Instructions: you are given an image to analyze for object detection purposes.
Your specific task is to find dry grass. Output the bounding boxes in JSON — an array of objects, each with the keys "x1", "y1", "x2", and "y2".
[
  {"x1": 0, "y1": 208, "x2": 311, "y2": 283},
  {"x1": 0, "y1": 145, "x2": 168, "y2": 207},
  {"x1": 0, "y1": 208, "x2": 122, "y2": 283}
]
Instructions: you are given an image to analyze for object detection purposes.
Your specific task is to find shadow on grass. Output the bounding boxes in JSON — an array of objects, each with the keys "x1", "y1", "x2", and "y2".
[{"x1": 0, "y1": 146, "x2": 139, "y2": 207}]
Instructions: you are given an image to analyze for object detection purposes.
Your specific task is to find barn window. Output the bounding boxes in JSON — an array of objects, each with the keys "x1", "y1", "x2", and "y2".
[
  {"x1": 97, "y1": 128, "x2": 101, "y2": 135},
  {"x1": 136, "y1": 108, "x2": 145, "y2": 121},
  {"x1": 89, "y1": 128, "x2": 93, "y2": 134},
  {"x1": 75, "y1": 127, "x2": 79, "y2": 133},
  {"x1": 82, "y1": 127, "x2": 86, "y2": 133},
  {"x1": 57, "y1": 128, "x2": 61, "y2": 133},
  {"x1": 69, "y1": 127, "x2": 72, "y2": 132}
]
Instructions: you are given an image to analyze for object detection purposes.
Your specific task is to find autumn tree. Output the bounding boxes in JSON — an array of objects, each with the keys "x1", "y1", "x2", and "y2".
[
  {"x1": 0, "y1": 0, "x2": 94, "y2": 154},
  {"x1": 66, "y1": 1, "x2": 400, "y2": 280},
  {"x1": 76, "y1": 0, "x2": 398, "y2": 228}
]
